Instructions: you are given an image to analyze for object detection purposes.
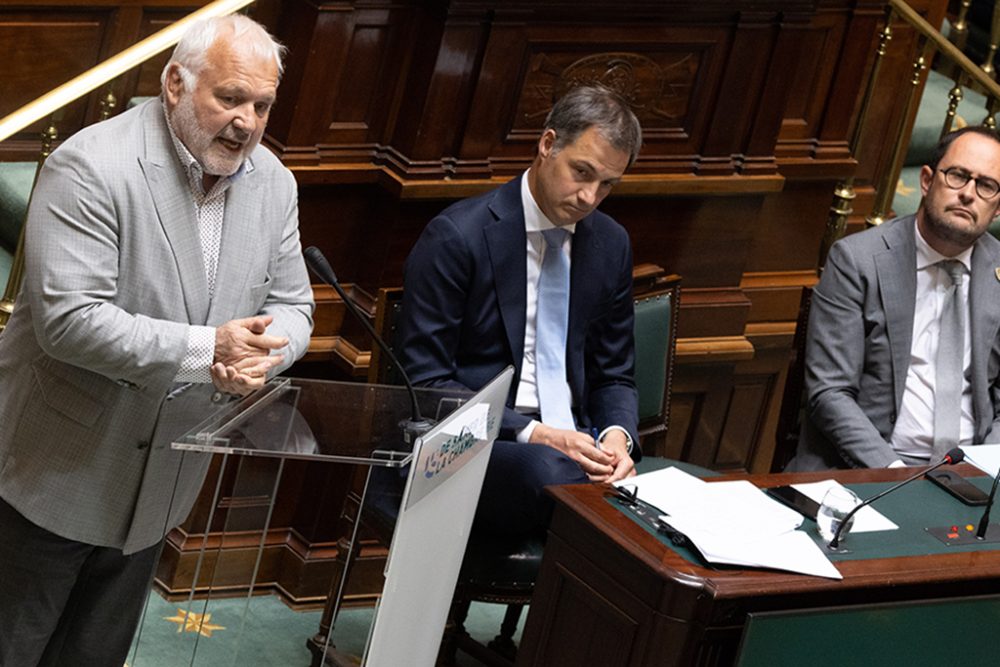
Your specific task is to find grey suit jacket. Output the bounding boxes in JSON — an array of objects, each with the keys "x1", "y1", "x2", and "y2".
[
  {"x1": 787, "y1": 215, "x2": 1000, "y2": 471},
  {"x1": 0, "y1": 100, "x2": 314, "y2": 553}
]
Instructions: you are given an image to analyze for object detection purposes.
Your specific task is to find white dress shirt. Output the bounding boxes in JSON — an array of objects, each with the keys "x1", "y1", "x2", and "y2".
[
  {"x1": 514, "y1": 173, "x2": 575, "y2": 440},
  {"x1": 164, "y1": 103, "x2": 250, "y2": 384},
  {"x1": 513, "y1": 174, "x2": 631, "y2": 452},
  {"x1": 890, "y1": 219, "x2": 974, "y2": 462}
]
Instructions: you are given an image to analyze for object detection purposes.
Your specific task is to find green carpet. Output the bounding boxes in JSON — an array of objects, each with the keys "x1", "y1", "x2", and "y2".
[{"x1": 126, "y1": 590, "x2": 522, "y2": 666}]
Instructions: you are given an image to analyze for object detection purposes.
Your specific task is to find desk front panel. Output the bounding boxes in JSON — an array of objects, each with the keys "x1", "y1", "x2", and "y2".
[{"x1": 518, "y1": 466, "x2": 1000, "y2": 666}]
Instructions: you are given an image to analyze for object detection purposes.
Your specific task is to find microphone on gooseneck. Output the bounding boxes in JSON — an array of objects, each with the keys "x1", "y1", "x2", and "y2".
[
  {"x1": 303, "y1": 246, "x2": 434, "y2": 443},
  {"x1": 976, "y1": 459, "x2": 1000, "y2": 539},
  {"x1": 827, "y1": 448, "x2": 965, "y2": 549}
]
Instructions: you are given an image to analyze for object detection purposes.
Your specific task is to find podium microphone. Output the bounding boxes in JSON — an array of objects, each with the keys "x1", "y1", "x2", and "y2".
[
  {"x1": 828, "y1": 447, "x2": 964, "y2": 549},
  {"x1": 303, "y1": 246, "x2": 434, "y2": 443},
  {"x1": 976, "y1": 461, "x2": 1000, "y2": 540}
]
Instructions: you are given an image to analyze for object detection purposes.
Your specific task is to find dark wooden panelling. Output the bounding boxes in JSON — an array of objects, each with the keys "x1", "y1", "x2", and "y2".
[
  {"x1": 780, "y1": 10, "x2": 848, "y2": 142},
  {"x1": 0, "y1": 12, "x2": 109, "y2": 136},
  {"x1": 464, "y1": 23, "x2": 735, "y2": 176},
  {"x1": 0, "y1": 1, "x2": 203, "y2": 160},
  {"x1": 3, "y1": 0, "x2": 951, "y2": 605}
]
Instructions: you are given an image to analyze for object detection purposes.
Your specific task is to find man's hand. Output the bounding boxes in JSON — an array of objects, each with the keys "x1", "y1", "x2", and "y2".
[
  {"x1": 215, "y1": 315, "x2": 288, "y2": 366},
  {"x1": 210, "y1": 353, "x2": 284, "y2": 396},
  {"x1": 591, "y1": 429, "x2": 635, "y2": 483},
  {"x1": 529, "y1": 423, "x2": 616, "y2": 479}
]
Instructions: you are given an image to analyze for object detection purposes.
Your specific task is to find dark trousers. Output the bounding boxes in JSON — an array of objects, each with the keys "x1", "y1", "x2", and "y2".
[
  {"x1": 473, "y1": 439, "x2": 588, "y2": 537},
  {"x1": 0, "y1": 497, "x2": 162, "y2": 667}
]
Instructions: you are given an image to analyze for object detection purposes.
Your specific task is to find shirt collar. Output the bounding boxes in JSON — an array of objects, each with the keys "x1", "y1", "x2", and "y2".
[
  {"x1": 520, "y1": 171, "x2": 577, "y2": 235},
  {"x1": 162, "y1": 100, "x2": 252, "y2": 199},
  {"x1": 913, "y1": 217, "x2": 973, "y2": 272}
]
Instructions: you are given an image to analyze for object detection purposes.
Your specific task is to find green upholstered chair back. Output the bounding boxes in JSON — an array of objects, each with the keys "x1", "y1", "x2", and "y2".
[
  {"x1": 633, "y1": 275, "x2": 681, "y2": 443},
  {"x1": 0, "y1": 162, "x2": 35, "y2": 251},
  {"x1": 0, "y1": 162, "x2": 38, "y2": 289}
]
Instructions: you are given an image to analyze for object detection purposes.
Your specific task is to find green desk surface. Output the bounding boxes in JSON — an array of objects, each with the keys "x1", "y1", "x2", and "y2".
[{"x1": 611, "y1": 474, "x2": 1000, "y2": 567}]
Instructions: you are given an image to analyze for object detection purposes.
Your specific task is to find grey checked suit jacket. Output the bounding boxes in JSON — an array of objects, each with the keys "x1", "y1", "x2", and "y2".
[
  {"x1": 787, "y1": 215, "x2": 1000, "y2": 471},
  {"x1": 0, "y1": 100, "x2": 314, "y2": 553}
]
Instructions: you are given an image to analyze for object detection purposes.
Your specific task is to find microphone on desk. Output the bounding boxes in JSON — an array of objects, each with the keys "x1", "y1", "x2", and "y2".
[
  {"x1": 976, "y1": 459, "x2": 1000, "y2": 539},
  {"x1": 303, "y1": 246, "x2": 434, "y2": 443},
  {"x1": 827, "y1": 447, "x2": 965, "y2": 550}
]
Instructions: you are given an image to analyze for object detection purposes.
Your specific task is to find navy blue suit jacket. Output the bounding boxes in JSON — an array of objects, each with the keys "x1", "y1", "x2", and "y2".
[{"x1": 398, "y1": 176, "x2": 641, "y2": 458}]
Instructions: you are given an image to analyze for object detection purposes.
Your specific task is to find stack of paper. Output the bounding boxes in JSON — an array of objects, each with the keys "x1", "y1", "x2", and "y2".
[{"x1": 615, "y1": 467, "x2": 843, "y2": 579}]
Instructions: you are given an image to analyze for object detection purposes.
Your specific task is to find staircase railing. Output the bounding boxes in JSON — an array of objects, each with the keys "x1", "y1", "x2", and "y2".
[
  {"x1": 821, "y1": 0, "x2": 1000, "y2": 266},
  {"x1": 0, "y1": 0, "x2": 255, "y2": 330}
]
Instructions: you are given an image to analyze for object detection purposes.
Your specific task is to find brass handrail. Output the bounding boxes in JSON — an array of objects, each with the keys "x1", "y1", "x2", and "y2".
[
  {"x1": 890, "y1": 0, "x2": 1000, "y2": 99},
  {"x1": 0, "y1": 0, "x2": 254, "y2": 144},
  {"x1": 821, "y1": 0, "x2": 1000, "y2": 268},
  {"x1": 0, "y1": 0, "x2": 255, "y2": 329}
]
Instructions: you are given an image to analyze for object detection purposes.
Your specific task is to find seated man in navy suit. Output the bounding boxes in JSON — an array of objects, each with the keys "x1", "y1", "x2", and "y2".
[{"x1": 398, "y1": 85, "x2": 642, "y2": 535}]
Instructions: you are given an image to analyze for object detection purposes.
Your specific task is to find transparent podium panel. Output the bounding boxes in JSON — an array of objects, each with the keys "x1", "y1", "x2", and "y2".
[{"x1": 126, "y1": 377, "x2": 470, "y2": 667}]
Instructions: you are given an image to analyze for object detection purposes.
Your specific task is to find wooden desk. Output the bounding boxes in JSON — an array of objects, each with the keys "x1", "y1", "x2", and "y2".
[{"x1": 516, "y1": 466, "x2": 1000, "y2": 667}]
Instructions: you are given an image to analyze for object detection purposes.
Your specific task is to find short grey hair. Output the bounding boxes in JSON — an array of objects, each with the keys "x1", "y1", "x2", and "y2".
[
  {"x1": 545, "y1": 86, "x2": 642, "y2": 165},
  {"x1": 160, "y1": 14, "x2": 287, "y2": 89}
]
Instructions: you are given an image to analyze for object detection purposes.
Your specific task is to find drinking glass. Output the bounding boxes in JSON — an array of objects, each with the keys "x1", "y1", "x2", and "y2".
[{"x1": 816, "y1": 486, "x2": 861, "y2": 543}]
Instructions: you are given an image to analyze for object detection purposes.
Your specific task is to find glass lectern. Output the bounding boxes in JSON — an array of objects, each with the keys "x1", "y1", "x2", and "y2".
[{"x1": 126, "y1": 376, "x2": 473, "y2": 667}]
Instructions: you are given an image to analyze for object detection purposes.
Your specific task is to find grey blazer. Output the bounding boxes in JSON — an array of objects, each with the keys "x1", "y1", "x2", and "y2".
[
  {"x1": 787, "y1": 215, "x2": 1000, "y2": 471},
  {"x1": 0, "y1": 100, "x2": 314, "y2": 553}
]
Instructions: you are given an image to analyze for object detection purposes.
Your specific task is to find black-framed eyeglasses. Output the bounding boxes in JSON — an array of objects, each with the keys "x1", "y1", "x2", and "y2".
[{"x1": 938, "y1": 166, "x2": 1000, "y2": 200}]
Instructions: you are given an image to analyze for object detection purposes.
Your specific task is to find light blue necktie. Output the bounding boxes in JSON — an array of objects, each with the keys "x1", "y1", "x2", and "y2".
[
  {"x1": 536, "y1": 228, "x2": 576, "y2": 430},
  {"x1": 933, "y1": 260, "x2": 965, "y2": 459}
]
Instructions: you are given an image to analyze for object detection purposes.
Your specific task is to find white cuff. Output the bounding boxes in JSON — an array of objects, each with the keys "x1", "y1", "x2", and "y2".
[
  {"x1": 597, "y1": 425, "x2": 633, "y2": 455},
  {"x1": 516, "y1": 419, "x2": 540, "y2": 444},
  {"x1": 175, "y1": 325, "x2": 216, "y2": 383}
]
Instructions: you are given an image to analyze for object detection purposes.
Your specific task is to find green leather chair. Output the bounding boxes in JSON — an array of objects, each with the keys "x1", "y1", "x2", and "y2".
[
  {"x1": 633, "y1": 275, "x2": 681, "y2": 448},
  {"x1": 0, "y1": 161, "x2": 38, "y2": 287}
]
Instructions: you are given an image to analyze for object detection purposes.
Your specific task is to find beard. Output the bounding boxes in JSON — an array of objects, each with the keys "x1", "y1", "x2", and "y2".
[
  {"x1": 170, "y1": 94, "x2": 256, "y2": 177},
  {"x1": 921, "y1": 204, "x2": 983, "y2": 250}
]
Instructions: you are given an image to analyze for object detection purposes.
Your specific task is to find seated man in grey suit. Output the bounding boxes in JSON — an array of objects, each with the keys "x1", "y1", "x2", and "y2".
[
  {"x1": 0, "y1": 16, "x2": 314, "y2": 666},
  {"x1": 788, "y1": 126, "x2": 1000, "y2": 471}
]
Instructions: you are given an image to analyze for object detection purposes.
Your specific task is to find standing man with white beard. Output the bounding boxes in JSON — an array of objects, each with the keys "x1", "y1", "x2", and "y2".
[{"x1": 0, "y1": 15, "x2": 313, "y2": 665}]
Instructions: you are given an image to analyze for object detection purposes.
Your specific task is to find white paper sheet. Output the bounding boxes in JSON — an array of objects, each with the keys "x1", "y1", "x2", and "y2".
[
  {"x1": 616, "y1": 467, "x2": 843, "y2": 579},
  {"x1": 618, "y1": 467, "x2": 802, "y2": 536},
  {"x1": 663, "y1": 516, "x2": 843, "y2": 579},
  {"x1": 961, "y1": 444, "x2": 1000, "y2": 478}
]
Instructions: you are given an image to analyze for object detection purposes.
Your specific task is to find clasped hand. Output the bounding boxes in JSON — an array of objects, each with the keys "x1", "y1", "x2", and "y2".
[
  {"x1": 212, "y1": 315, "x2": 287, "y2": 395},
  {"x1": 530, "y1": 423, "x2": 635, "y2": 483}
]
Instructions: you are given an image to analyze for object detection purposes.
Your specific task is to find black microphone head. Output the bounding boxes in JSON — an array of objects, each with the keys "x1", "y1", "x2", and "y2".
[
  {"x1": 945, "y1": 447, "x2": 965, "y2": 464},
  {"x1": 303, "y1": 246, "x2": 338, "y2": 283},
  {"x1": 304, "y1": 246, "x2": 322, "y2": 261}
]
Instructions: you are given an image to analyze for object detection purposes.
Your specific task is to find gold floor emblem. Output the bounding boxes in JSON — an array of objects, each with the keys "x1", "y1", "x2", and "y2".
[
  {"x1": 995, "y1": 267, "x2": 1000, "y2": 283},
  {"x1": 163, "y1": 608, "x2": 226, "y2": 637}
]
